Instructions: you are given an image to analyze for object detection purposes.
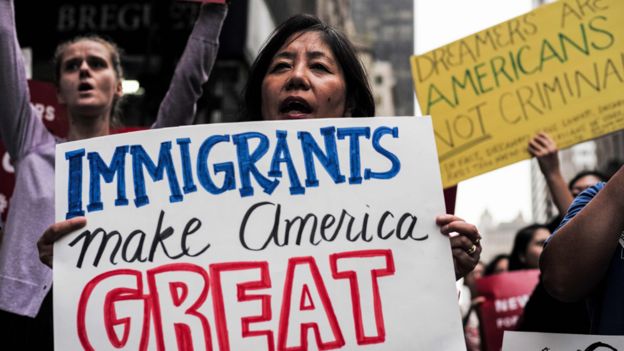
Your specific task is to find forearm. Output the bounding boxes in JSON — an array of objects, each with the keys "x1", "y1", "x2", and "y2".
[
  {"x1": 152, "y1": 4, "x2": 228, "y2": 128},
  {"x1": 543, "y1": 169, "x2": 574, "y2": 216},
  {"x1": 541, "y1": 166, "x2": 624, "y2": 302}
]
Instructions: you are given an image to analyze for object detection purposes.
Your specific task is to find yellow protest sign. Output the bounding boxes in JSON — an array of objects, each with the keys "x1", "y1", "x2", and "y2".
[{"x1": 411, "y1": 0, "x2": 624, "y2": 188}]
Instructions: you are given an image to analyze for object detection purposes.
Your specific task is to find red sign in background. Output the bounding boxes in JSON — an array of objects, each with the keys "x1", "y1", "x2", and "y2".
[
  {"x1": 0, "y1": 81, "x2": 147, "y2": 222},
  {"x1": 0, "y1": 81, "x2": 68, "y2": 222},
  {"x1": 476, "y1": 269, "x2": 540, "y2": 351}
]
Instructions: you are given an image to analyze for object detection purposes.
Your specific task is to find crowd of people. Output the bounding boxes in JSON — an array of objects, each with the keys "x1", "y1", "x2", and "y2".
[
  {"x1": 459, "y1": 131, "x2": 622, "y2": 350},
  {"x1": 1, "y1": 0, "x2": 622, "y2": 349},
  {"x1": 0, "y1": 1, "x2": 482, "y2": 348}
]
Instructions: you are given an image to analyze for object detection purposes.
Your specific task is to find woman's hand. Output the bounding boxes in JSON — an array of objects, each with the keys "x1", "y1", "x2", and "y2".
[
  {"x1": 528, "y1": 132, "x2": 559, "y2": 175},
  {"x1": 436, "y1": 214, "x2": 482, "y2": 280},
  {"x1": 528, "y1": 132, "x2": 573, "y2": 215},
  {"x1": 37, "y1": 217, "x2": 87, "y2": 268}
]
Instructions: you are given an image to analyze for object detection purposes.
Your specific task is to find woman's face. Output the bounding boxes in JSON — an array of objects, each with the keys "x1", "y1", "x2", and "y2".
[
  {"x1": 261, "y1": 31, "x2": 347, "y2": 121},
  {"x1": 523, "y1": 228, "x2": 550, "y2": 269},
  {"x1": 493, "y1": 258, "x2": 509, "y2": 274},
  {"x1": 57, "y1": 40, "x2": 121, "y2": 117}
]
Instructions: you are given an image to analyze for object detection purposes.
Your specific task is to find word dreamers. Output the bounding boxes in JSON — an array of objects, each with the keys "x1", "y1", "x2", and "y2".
[
  {"x1": 64, "y1": 126, "x2": 401, "y2": 219},
  {"x1": 77, "y1": 250, "x2": 396, "y2": 350}
]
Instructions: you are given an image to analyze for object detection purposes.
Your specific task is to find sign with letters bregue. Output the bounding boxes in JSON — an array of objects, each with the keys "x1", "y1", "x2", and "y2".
[
  {"x1": 54, "y1": 117, "x2": 465, "y2": 350},
  {"x1": 411, "y1": 0, "x2": 624, "y2": 187}
]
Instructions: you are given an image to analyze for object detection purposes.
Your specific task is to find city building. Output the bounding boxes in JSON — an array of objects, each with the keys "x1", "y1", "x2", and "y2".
[
  {"x1": 371, "y1": 61, "x2": 397, "y2": 117},
  {"x1": 478, "y1": 209, "x2": 528, "y2": 263},
  {"x1": 350, "y1": 0, "x2": 413, "y2": 117}
]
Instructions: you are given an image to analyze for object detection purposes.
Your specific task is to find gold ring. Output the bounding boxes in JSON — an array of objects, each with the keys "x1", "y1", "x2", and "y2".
[
  {"x1": 466, "y1": 244, "x2": 477, "y2": 255},
  {"x1": 475, "y1": 237, "x2": 481, "y2": 245}
]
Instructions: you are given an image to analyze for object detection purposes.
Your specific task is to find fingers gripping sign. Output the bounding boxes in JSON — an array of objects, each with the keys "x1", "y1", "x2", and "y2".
[
  {"x1": 436, "y1": 214, "x2": 482, "y2": 280},
  {"x1": 38, "y1": 216, "x2": 87, "y2": 268}
]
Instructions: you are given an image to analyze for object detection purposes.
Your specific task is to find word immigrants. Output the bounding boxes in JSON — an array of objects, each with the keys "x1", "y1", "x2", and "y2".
[{"x1": 63, "y1": 126, "x2": 401, "y2": 219}]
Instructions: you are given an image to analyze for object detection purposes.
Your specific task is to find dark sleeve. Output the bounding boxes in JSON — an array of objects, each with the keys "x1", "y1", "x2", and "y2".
[{"x1": 151, "y1": 4, "x2": 228, "y2": 129}]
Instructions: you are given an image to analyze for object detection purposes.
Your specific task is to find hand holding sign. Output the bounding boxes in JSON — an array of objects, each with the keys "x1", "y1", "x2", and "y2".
[
  {"x1": 528, "y1": 132, "x2": 560, "y2": 176},
  {"x1": 53, "y1": 118, "x2": 468, "y2": 350},
  {"x1": 437, "y1": 214, "x2": 482, "y2": 279},
  {"x1": 528, "y1": 132, "x2": 574, "y2": 215},
  {"x1": 37, "y1": 217, "x2": 86, "y2": 268}
]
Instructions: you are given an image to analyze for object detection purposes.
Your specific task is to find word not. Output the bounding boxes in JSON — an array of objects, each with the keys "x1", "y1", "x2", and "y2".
[
  {"x1": 239, "y1": 201, "x2": 428, "y2": 251},
  {"x1": 64, "y1": 126, "x2": 401, "y2": 219},
  {"x1": 77, "y1": 250, "x2": 395, "y2": 351}
]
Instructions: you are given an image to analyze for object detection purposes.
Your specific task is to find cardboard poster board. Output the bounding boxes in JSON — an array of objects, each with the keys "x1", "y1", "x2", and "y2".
[
  {"x1": 477, "y1": 269, "x2": 540, "y2": 351},
  {"x1": 503, "y1": 331, "x2": 624, "y2": 350},
  {"x1": 411, "y1": 0, "x2": 624, "y2": 187},
  {"x1": 54, "y1": 117, "x2": 466, "y2": 350}
]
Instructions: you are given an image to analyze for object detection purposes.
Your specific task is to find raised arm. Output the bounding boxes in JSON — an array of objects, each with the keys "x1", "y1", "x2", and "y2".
[
  {"x1": 152, "y1": 3, "x2": 228, "y2": 128},
  {"x1": 0, "y1": 0, "x2": 50, "y2": 159},
  {"x1": 528, "y1": 132, "x2": 574, "y2": 216},
  {"x1": 540, "y1": 166, "x2": 624, "y2": 302}
]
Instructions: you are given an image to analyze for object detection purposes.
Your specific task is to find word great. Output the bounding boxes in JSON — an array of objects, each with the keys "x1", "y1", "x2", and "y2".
[
  {"x1": 64, "y1": 126, "x2": 401, "y2": 219},
  {"x1": 77, "y1": 249, "x2": 395, "y2": 350}
]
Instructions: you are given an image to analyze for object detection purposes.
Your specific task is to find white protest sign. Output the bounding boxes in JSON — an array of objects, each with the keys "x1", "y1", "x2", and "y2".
[
  {"x1": 503, "y1": 331, "x2": 624, "y2": 350},
  {"x1": 54, "y1": 117, "x2": 464, "y2": 350}
]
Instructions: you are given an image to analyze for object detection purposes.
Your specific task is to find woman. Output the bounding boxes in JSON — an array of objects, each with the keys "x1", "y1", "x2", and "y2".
[
  {"x1": 39, "y1": 15, "x2": 481, "y2": 280},
  {"x1": 484, "y1": 253, "x2": 510, "y2": 276},
  {"x1": 541, "y1": 166, "x2": 624, "y2": 334},
  {"x1": 241, "y1": 14, "x2": 374, "y2": 121},
  {"x1": 512, "y1": 222, "x2": 590, "y2": 333},
  {"x1": 0, "y1": 0, "x2": 228, "y2": 347},
  {"x1": 243, "y1": 14, "x2": 482, "y2": 278},
  {"x1": 508, "y1": 224, "x2": 550, "y2": 271}
]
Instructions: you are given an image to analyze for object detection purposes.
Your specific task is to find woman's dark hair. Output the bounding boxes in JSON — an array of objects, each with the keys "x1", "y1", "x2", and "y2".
[
  {"x1": 567, "y1": 170, "x2": 607, "y2": 192},
  {"x1": 484, "y1": 254, "x2": 509, "y2": 276},
  {"x1": 241, "y1": 14, "x2": 375, "y2": 120},
  {"x1": 508, "y1": 224, "x2": 549, "y2": 271}
]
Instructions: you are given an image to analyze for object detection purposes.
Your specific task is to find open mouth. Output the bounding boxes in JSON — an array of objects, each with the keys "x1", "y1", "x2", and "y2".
[
  {"x1": 279, "y1": 97, "x2": 312, "y2": 115},
  {"x1": 78, "y1": 82, "x2": 94, "y2": 92}
]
